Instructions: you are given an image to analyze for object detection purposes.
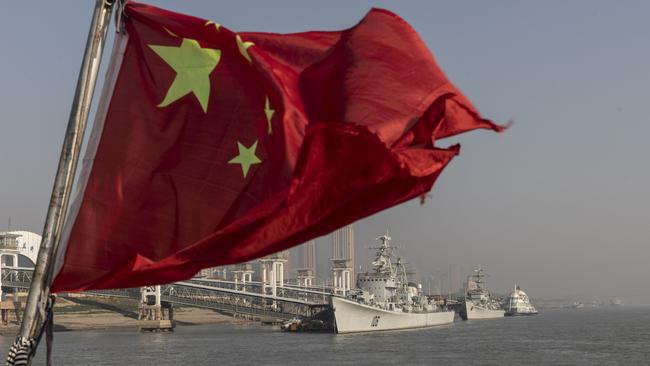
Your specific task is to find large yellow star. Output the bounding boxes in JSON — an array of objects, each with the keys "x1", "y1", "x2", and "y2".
[
  {"x1": 149, "y1": 38, "x2": 221, "y2": 113},
  {"x1": 228, "y1": 140, "x2": 262, "y2": 178}
]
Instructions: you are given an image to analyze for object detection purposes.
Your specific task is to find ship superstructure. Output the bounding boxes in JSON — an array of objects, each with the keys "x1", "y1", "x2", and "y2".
[
  {"x1": 330, "y1": 235, "x2": 454, "y2": 333},
  {"x1": 460, "y1": 267, "x2": 504, "y2": 320}
]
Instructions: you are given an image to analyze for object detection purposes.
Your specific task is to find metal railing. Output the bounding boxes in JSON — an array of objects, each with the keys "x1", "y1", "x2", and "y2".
[
  {"x1": 1, "y1": 268, "x2": 34, "y2": 289},
  {"x1": 1, "y1": 268, "x2": 331, "y2": 319}
]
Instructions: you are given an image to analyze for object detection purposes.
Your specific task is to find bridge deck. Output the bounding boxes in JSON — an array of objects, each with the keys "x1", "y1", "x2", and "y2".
[{"x1": 2, "y1": 268, "x2": 331, "y2": 320}]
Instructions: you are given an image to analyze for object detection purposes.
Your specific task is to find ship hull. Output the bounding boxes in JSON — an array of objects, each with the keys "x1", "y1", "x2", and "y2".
[
  {"x1": 331, "y1": 297, "x2": 455, "y2": 334},
  {"x1": 460, "y1": 302, "x2": 505, "y2": 320},
  {"x1": 504, "y1": 311, "x2": 538, "y2": 316}
]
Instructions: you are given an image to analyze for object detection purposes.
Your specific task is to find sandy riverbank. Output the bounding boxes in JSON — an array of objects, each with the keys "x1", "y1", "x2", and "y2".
[
  {"x1": 0, "y1": 295, "x2": 252, "y2": 334},
  {"x1": 53, "y1": 306, "x2": 249, "y2": 331}
]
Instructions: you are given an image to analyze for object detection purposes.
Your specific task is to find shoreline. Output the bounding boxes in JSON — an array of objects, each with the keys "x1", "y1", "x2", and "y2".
[{"x1": 0, "y1": 297, "x2": 254, "y2": 335}]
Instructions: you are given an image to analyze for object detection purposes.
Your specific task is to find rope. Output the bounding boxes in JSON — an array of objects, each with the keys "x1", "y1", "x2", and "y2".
[
  {"x1": 5, "y1": 337, "x2": 35, "y2": 366},
  {"x1": 5, "y1": 295, "x2": 56, "y2": 366},
  {"x1": 114, "y1": 0, "x2": 127, "y2": 34},
  {"x1": 45, "y1": 295, "x2": 55, "y2": 366}
]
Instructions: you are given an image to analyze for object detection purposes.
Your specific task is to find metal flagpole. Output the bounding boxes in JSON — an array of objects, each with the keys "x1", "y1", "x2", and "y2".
[{"x1": 6, "y1": 1, "x2": 116, "y2": 364}]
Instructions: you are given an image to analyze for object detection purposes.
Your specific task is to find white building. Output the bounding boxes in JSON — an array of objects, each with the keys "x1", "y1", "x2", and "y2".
[{"x1": 0, "y1": 230, "x2": 41, "y2": 267}]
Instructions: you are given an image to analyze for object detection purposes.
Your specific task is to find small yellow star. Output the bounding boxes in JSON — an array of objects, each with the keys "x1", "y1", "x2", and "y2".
[
  {"x1": 264, "y1": 96, "x2": 275, "y2": 135},
  {"x1": 228, "y1": 140, "x2": 262, "y2": 178},
  {"x1": 236, "y1": 34, "x2": 254, "y2": 63},
  {"x1": 163, "y1": 27, "x2": 178, "y2": 38},
  {"x1": 149, "y1": 38, "x2": 221, "y2": 113},
  {"x1": 205, "y1": 20, "x2": 221, "y2": 31}
]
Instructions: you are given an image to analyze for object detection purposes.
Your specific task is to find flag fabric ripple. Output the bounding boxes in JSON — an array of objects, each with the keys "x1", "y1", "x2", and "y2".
[{"x1": 51, "y1": 2, "x2": 505, "y2": 292}]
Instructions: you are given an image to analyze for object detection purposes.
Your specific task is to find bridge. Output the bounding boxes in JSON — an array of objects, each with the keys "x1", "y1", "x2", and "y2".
[
  {"x1": 0, "y1": 231, "x2": 337, "y2": 322},
  {"x1": 1, "y1": 266, "x2": 33, "y2": 289},
  {"x1": 1, "y1": 267, "x2": 332, "y2": 321}
]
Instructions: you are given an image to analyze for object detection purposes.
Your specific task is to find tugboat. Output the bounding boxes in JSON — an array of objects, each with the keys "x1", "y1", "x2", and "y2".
[
  {"x1": 460, "y1": 267, "x2": 504, "y2": 320},
  {"x1": 330, "y1": 235, "x2": 455, "y2": 333},
  {"x1": 504, "y1": 285, "x2": 538, "y2": 316}
]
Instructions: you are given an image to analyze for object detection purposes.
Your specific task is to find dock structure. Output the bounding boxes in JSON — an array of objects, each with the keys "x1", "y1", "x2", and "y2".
[
  {"x1": 0, "y1": 231, "x2": 41, "y2": 267},
  {"x1": 138, "y1": 285, "x2": 175, "y2": 332},
  {"x1": 2, "y1": 266, "x2": 331, "y2": 321},
  {"x1": 2, "y1": 234, "x2": 352, "y2": 326},
  {"x1": 0, "y1": 295, "x2": 23, "y2": 325},
  {"x1": 0, "y1": 231, "x2": 33, "y2": 326},
  {"x1": 0, "y1": 230, "x2": 357, "y2": 327}
]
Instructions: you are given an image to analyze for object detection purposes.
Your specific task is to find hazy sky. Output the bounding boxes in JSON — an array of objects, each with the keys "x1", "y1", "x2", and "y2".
[{"x1": 1, "y1": 1, "x2": 649, "y2": 303}]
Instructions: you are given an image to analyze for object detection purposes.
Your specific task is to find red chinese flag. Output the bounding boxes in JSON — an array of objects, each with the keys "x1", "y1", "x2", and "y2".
[{"x1": 51, "y1": 2, "x2": 505, "y2": 292}]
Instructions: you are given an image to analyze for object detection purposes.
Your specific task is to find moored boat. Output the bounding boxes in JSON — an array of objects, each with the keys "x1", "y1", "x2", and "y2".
[
  {"x1": 331, "y1": 235, "x2": 455, "y2": 333},
  {"x1": 504, "y1": 285, "x2": 538, "y2": 316},
  {"x1": 460, "y1": 267, "x2": 504, "y2": 320}
]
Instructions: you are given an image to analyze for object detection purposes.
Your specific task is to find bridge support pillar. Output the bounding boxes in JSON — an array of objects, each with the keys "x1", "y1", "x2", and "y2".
[
  {"x1": 232, "y1": 264, "x2": 255, "y2": 292},
  {"x1": 138, "y1": 285, "x2": 175, "y2": 332},
  {"x1": 296, "y1": 268, "x2": 315, "y2": 288},
  {"x1": 259, "y1": 253, "x2": 287, "y2": 310},
  {"x1": 276, "y1": 262, "x2": 284, "y2": 287},
  {"x1": 270, "y1": 265, "x2": 277, "y2": 298},
  {"x1": 0, "y1": 294, "x2": 22, "y2": 326},
  {"x1": 331, "y1": 259, "x2": 352, "y2": 296},
  {"x1": 243, "y1": 271, "x2": 253, "y2": 283}
]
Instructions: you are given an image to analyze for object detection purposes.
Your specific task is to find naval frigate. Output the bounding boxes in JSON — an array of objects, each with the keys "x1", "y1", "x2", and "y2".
[
  {"x1": 330, "y1": 235, "x2": 455, "y2": 333},
  {"x1": 460, "y1": 267, "x2": 504, "y2": 320}
]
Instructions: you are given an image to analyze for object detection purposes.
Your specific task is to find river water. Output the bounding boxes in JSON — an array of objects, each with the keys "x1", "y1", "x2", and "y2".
[{"x1": 1, "y1": 307, "x2": 648, "y2": 365}]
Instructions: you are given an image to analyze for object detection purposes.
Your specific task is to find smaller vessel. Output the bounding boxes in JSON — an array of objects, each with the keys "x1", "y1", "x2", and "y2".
[
  {"x1": 504, "y1": 285, "x2": 538, "y2": 316},
  {"x1": 280, "y1": 317, "x2": 333, "y2": 332},
  {"x1": 460, "y1": 267, "x2": 504, "y2": 320},
  {"x1": 571, "y1": 301, "x2": 584, "y2": 309},
  {"x1": 609, "y1": 297, "x2": 624, "y2": 306}
]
